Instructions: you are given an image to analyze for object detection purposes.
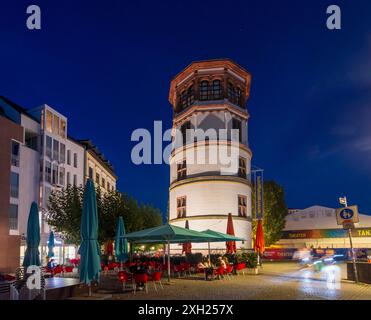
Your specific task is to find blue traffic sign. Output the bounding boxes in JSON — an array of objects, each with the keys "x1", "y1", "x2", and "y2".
[{"x1": 339, "y1": 208, "x2": 354, "y2": 220}]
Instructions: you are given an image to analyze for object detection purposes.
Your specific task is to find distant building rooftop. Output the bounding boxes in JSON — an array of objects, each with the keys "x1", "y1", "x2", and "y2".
[{"x1": 78, "y1": 139, "x2": 117, "y2": 178}]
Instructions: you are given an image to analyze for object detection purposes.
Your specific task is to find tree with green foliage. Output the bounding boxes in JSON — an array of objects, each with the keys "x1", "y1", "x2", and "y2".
[
  {"x1": 46, "y1": 185, "x2": 162, "y2": 246},
  {"x1": 252, "y1": 180, "x2": 288, "y2": 247}
]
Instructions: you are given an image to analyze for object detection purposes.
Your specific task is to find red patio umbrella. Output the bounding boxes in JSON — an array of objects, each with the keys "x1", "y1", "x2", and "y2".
[
  {"x1": 226, "y1": 213, "x2": 236, "y2": 253},
  {"x1": 182, "y1": 220, "x2": 192, "y2": 254},
  {"x1": 105, "y1": 241, "x2": 114, "y2": 256},
  {"x1": 254, "y1": 219, "x2": 265, "y2": 255}
]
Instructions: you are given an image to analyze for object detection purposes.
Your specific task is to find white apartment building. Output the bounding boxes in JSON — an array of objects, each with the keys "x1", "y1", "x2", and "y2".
[{"x1": 26, "y1": 105, "x2": 85, "y2": 263}]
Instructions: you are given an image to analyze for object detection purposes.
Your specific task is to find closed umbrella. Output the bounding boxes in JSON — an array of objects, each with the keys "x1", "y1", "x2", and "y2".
[
  {"x1": 78, "y1": 179, "x2": 101, "y2": 295},
  {"x1": 115, "y1": 216, "x2": 128, "y2": 268},
  {"x1": 23, "y1": 202, "x2": 41, "y2": 268},
  {"x1": 226, "y1": 213, "x2": 236, "y2": 253},
  {"x1": 47, "y1": 231, "x2": 55, "y2": 258},
  {"x1": 254, "y1": 219, "x2": 265, "y2": 265},
  {"x1": 182, "y1": 220, "x2": 192, "y2": 254}
]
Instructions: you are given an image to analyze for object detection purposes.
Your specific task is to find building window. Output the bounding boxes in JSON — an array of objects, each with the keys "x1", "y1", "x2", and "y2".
[
  {"x1": 177, "y1": 160, "x2": 187, "y2": 180},
  {"x1": 25, "y1": 131, "x2": 38, "y2": 151},
  {"x1": 179, "y1": 85, "x2": 195, "y2": 111},
  {"x1": 10, "y1": 172, "x2": 19, "y2": 198},
  {"x1": 238, "y1": 157, "x2": 246, "y2": 178},
  {"x1": 238, "y1": 195, "x2": 247, "y2": 217},
  {"x1": 53, "y1": 139, "x2": 59, "y2": 161},
  {"x1": 46, "y1": 136, "x2": 52, "y2": 158},
  {"x1": 88, "y1": 167, "x2": 93, "y2": 179},
  {"x1": 59, "y1": 167, "x2": 65, "y2": 186},
  {"x1": 199, "y1": 81, "x2": 209, "y2": 100},
  {"x1": 101, "y1": 178, "x2": 106, "y2": 189},
  {"x1": 67, "y1": 171, "x2": 71, "y2": 185},
  {"x1": 73, "y1": 153, "x2": 77, "y2": 168},
  {"x1": 52, "y1": 164, "x2": 58, "y2": 185},
  {"x1": 212, "y1": 80, "x2": 222, "y2": 100},
  {"x1": 45, "y1": 161, "x2": 52, "y2": 183},
  {"x1": 60, "y1": 120, "x2": 66, "y2": 138},
  {"x1": 46, "y1": 110, "x2": 53, "y2": 133},
  {"x1": 107, "y1": 182, "x2": 110, "y2": 191},
  {"x1": 187, "y1": 85, "x2": 194, "y2": 106},
  {"x1": 177, "y1": 196, "x2": 186, "y2": 218},
  {"x1": 45, "y1": 187, "x2": 51, "y2": 207},
  {"x1": 11, "y1": 140, "x2": 20, "y2": 167},
  {"x1": 67, "y1": 150, "x2": 71, "y2": 165},
  {"x1": 73, "y1": 174, "x2": 77, "y2": 186},
  {"x1": 96, "y1": 172, "x2": 100, "y2": 185},
  {"x1": 180, "y1": 90, "x2": 187, "y2": 109},
  {"x1": 227, "y1": 82, "x2": 236, "y2": 103},
  {"x1": 232, "y1": 118, "x2": 242, "y2": 142},
  {"x1": 9, "y1": 204, "x2": 18, "y2": 230},
  {"x1": 181, "y1": 121, "x2": 191, "y2": 145},
  {"x1": 53, "y1": 114, "x2": 59, "y2": 135},
  {"x1": 60, "y1": 143, "x2": 66, "y2": 163}
]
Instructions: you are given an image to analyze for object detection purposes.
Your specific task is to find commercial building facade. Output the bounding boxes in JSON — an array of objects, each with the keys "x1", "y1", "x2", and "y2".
[
  {"x1": 277, "y1": 205, "x2": 371, "y2": 249},
  {"x1": 78, "y1": 140, "x2": 117, "y2": 193}
]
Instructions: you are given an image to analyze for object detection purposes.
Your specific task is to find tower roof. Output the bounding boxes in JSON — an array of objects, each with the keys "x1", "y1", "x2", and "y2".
[{"x1": 169, "y1": 59, "x2": 251, "y2": 106}]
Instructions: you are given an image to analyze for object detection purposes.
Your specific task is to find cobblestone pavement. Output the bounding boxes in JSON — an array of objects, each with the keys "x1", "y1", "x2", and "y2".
[{"x1": 107, "y1": 262, "x2": 371, "y2": 300}]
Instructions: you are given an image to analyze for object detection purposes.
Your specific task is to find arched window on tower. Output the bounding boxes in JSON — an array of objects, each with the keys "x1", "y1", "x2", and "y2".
[
  {"x1": 187, "y1": 85, "x2": 194, "y2": 106},
  {"x1": 179, "y1": 85, "x2": 195, "y2": 111},
  {"x1": 180, "y1": 90, "x2": 187, "y2": 109},
  {"x1": 200, "y1": 80, "x2": 209, "y2": 101},
  {"x1": 227, "y1": 81, "x2": 236, "y2": 103},
  {"x1": 212, "y1": 80, "x2": 222, "y2": 100}
]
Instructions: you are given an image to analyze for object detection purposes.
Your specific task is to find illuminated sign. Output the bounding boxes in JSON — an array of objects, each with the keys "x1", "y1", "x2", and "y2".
[{"x1": 281, "y1": 228, "x2": 371, "y2": 239}]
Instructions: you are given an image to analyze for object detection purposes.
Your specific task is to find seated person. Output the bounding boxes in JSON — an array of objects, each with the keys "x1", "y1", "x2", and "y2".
[
  {"x1": 203, "y1": 258, "x2": 214, "y2": 281},
  {"x1": 217, "y1": 256, "x2": 227, "y2": 269}
]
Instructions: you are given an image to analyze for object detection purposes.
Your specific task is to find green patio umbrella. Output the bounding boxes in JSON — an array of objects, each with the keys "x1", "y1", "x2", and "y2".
[
  {"x1": 123, "y1": 224, "x2": 221, "y2": 243},
  {"x1": 78, "y1": 179, "x2": 101, "y2": 295},
  {"x1": 47, "y1": 231, "x2": 55, "y2": 258},
  {"x1": 201, "y1": 229, "x2": 245, "y2": 260},
  {"x1": 114, "y1": 217, "x2": 128, "y2": 266},
  {"x1": 23, "y1": 202, "x2": 41, "y2": 268},
  {"x1": 123, "y1": 224, "x2": 222, "y2": 281}
]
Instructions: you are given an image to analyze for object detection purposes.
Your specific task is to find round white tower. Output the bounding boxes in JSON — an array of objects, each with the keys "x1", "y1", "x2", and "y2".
[{"x1": 168, "y1": 59, "x2": 252, "y2": 252}]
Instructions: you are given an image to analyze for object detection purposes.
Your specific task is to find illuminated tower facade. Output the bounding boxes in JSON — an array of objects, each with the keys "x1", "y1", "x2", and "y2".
[{"x1": 168, "y1": 59, "x2": 252, "y2": 251}]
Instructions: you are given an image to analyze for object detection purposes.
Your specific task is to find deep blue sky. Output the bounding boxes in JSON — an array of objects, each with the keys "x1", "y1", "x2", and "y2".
[{"x1": 1, "y1": 1, "x2": 370, "y2": 217}]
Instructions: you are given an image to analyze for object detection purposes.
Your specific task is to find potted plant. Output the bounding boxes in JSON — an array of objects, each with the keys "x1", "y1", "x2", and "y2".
[{"x1": 245, "y1": 252, "x2": 259, "y2": 274}]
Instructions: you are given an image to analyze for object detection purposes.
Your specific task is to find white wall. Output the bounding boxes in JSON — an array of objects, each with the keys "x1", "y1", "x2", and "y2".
[
  {"x1": 65, "y1": 138, "x2": 85, "y2": 187},
  {"x1": 18, "y1": 146, "x2": 40, "y2": 236},
  {"x1": 170, "y1": 144, "x2": 251, "y2": 184},
  {"x1": 169, "y1": 180, "x2": 251, "y2": 219}
]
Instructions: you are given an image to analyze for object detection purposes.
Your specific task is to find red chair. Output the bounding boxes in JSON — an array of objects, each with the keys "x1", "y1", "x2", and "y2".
[
  {"x1": 214, "y1": 267, "x2": 226, "y2": 280},
  {"x1": 53, "y1": 265, "x2": 66, "y2": 277},
  {"x1": 225, "y1": 265, "x2": 234, "y2": 280},
  {"x1": 172, "y1": 265, "x2": 182, "y2": 278},
  {"x1": 181, "y1": 263, "x2": 191, "y2": 277},
  {"x1": 118, "y1": 271, "x2": 135, "y2": 292},
  {"x1": 65, "y1": 266, "x2": 74, "y2": 273},
  {"x1": 150, "y1": 271, "x2": 163, "y2": 291},
  {"x1": 134, "y1": 273, "x2": 149, "y2": 294},
  {"x1": 235, "y1": 262, "x2": 246, "y2": 276}
]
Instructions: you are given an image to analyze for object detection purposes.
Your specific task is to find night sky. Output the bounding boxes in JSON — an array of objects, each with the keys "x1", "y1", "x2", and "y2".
[{"x1": 1, "y1": 1, "x2": 370, "y2": 217}]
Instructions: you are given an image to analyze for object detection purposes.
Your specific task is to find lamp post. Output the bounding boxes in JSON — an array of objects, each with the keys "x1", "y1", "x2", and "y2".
[{"x1": 339, "y1": 196, "x2": 358, "y2": 283}]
